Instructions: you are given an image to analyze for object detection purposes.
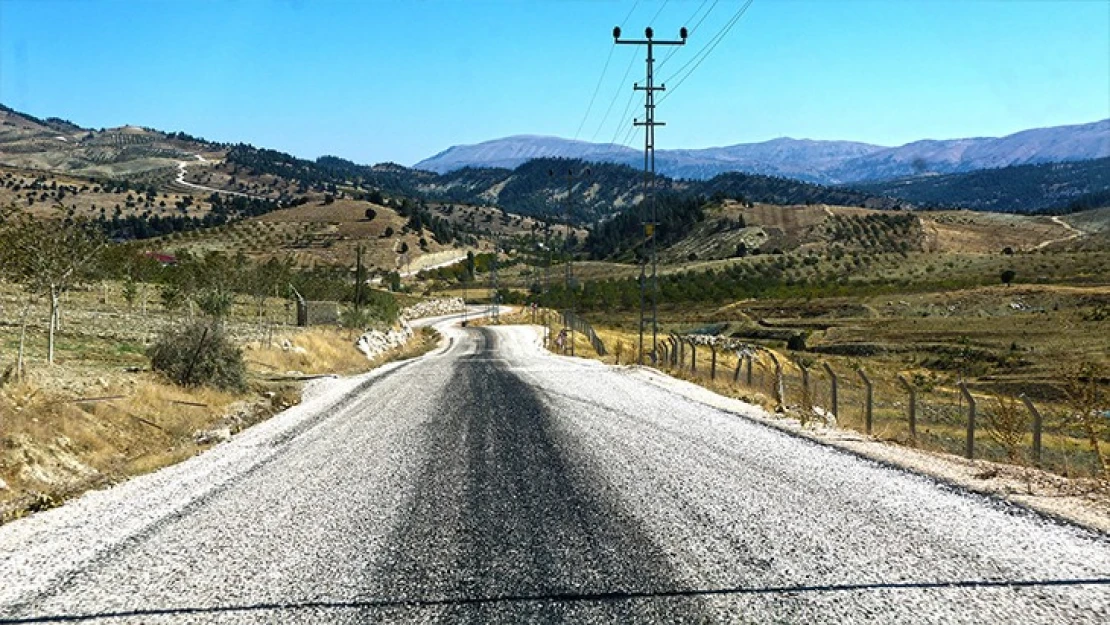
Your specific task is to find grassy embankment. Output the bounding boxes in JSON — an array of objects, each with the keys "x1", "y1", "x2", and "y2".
[{"x1": 0, "y1": 280, "x2": 439, "y2": 523}]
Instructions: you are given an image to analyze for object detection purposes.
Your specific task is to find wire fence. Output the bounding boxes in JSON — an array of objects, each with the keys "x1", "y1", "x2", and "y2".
[
  {"x1": 562, "y1": 311, "x2": 607, "y2": 356},
  {"x1": 660, "y1": 335, "x2": 1108, "y2": 479}
]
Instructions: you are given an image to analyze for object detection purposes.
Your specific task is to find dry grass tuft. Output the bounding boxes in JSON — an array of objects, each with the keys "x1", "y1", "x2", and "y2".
[
  {"x1": 0, "y1": 375, "x2": 242, "y2": 523},
  {"x1": 247, "y1": 327, "x2": 378, "y2": 376}
]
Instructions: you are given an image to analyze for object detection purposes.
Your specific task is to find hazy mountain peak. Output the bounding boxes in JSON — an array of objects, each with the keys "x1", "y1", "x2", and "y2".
[{"x1": 415, "y1": 120, "x2": 1110, "y2": 184}]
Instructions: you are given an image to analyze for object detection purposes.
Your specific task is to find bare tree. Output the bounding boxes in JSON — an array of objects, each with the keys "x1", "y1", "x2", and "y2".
[
  {"x1": 1060, "y1": 361, "x2": 1108, "y2": 478},
  {"x1": 0, "y1": 206, "x2": 106, "y2": 366}
]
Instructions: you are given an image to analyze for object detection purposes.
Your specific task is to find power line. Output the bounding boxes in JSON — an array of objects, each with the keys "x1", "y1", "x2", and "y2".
[
  {"x1": 607, "y1": 88, "x2": 640, "y2": 147},
  {"x1": 574, "y1": 44, "x2": 617, "y2": 140},
  {"x1": 659, "y1": 0, "x2": 754, "y2": 104},
  {"x1": 658, "y1": 0, "x2": 716, "y2": 70},
  {"x1": 621, "y1": 0, "x2": 642, "y2": 25},
  {"x1": 589, "y1": 49, "x2": 639, "y2": 142},
  {"x1": 650, "y1": 0, "x2": 671, "y2": 23},
  {"x1": 617, "y1": 117, "x2": 639, "y2": 148},
  {"x1": 661, "y1": 0, "x2": 752, "y2": 89},
  {"x1": 577, "y1": 0, "x2": 644, "y2": 144}
]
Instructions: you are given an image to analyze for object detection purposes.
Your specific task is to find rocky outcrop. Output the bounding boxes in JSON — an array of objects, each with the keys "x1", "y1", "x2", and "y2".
[
  {"x1": 351, "y1": 298, "x2": 460, "y2": 362},
  {"x1": 355, "y1": 321, "x2": 414, "y2": 360},
  {"x1": 402, "y1": 298, "x2": 465, "y2": 320}
]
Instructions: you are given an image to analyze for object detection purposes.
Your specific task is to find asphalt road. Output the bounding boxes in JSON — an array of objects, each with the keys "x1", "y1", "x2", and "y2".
[{"x1": 1, "y1": 319, "x2": 1108, "y2": 623}]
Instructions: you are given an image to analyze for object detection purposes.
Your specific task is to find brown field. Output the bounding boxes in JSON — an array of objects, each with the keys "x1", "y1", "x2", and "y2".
[{"x1": 920, "y1": 210, "x2": 1076, "y2": 253}]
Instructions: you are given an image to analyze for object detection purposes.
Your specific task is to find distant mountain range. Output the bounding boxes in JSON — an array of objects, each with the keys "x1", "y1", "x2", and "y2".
[
  {"x1": 415, "y1": 120, "x2": 1110, "y2": 184},
  {"x1": 3, "y1": 102, "x2": 1107, "y2": 222}
]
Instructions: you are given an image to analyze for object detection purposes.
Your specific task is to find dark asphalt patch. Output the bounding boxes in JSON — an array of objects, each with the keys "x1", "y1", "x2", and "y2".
[{"x1": 363, "y1": 327, "x2": 706, "y2": 622}]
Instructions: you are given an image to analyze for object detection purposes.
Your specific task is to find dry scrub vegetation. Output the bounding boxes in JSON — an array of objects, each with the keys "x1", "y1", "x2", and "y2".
[{"x1": 0, "y1": 277, "x2": 440, "y2": 523}]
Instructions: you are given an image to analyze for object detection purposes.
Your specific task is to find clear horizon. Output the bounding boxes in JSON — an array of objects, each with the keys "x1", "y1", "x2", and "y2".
[{"x1": 1, "y1": 0, "x2": 1107, "y2": 166}]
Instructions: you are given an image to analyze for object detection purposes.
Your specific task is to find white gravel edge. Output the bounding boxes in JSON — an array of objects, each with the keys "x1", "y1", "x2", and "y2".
[
  {"x1": 0, "y1": 310, "x2": 495, "y2": 607},
  {"x1": 619, "y1": 364, "x2": 1110, "y2": 535},
  {"x1": 508, "y1": 322, "x2": 1108, "y2": 535}
]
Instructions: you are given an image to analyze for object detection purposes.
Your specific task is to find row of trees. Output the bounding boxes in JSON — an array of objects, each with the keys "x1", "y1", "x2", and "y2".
[{"x1": 0, "y1": 206, "x2": 402, "y2": 377}]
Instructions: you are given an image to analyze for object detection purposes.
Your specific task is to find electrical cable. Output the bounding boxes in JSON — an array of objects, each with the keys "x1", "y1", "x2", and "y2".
[{"x1": 659, "y1": 0, "x2": 754, "y2": 104}]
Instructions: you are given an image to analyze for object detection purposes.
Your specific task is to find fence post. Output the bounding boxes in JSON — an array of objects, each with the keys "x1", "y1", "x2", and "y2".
[
  {"x1": 746, "y1": 354, "x2": 754, "y2": 386},
  {"x1": 690, "y1": 341, "x2": 697, "y2": 373},
  {"x1": 822, "y1": 362, "x2": 838, "y2": 420},
  {"x1": 959, "y1": 382, "x2": 976, "y2": 459},
  {"x1": 897, "y1": 374, "x2": 917, "y2": 444},
  {"x1": 1020, "y1": 394, "x2": 1043, "y2": 468},
  {"x1": 857, "y1": 368, "x2": 873, "y2": 435},
  {"x1": 798, "y1": 361, "x2": 811, "y2": 413},
  {"x1": 767, "y1": 351, "x2": 785, "y2": 406},
  {"x1": 710, "y1": 344, "x2": 718, "y2": 380},
  {"x1": 733, "y1": 350, "x2": 743, "y2": 382}
]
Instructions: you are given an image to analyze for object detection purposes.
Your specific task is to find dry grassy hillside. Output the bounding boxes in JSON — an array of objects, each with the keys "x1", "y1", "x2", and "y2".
[
  {"x1": 660, "y1": 201, "x2": 1081, "y2": 264},
  {"x1": 920, "y1": 211, "x2": 1079, "y2": 253},
  {"x1": 152, "y1": 198, "x2": 449, "y2": 271},
  {"x1": 0, "y1": 166, "x2": 214, "y2": 220},
  {"x1": 0, "y1": 109, "x2": 217, "y2": 182}
]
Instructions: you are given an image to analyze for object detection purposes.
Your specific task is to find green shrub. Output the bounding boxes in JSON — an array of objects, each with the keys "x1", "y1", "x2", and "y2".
[
  {"x1": 148, "y1": 321, "x2": 246, "y2": 391},
  {"x1": 787, "y1": 333, "x2": 808, "y2": 351}
]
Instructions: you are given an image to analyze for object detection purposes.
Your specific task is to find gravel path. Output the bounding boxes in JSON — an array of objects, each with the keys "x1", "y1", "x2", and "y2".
[{"x1": 0, "y1": 321, "x2": 1107, "y2": 623}]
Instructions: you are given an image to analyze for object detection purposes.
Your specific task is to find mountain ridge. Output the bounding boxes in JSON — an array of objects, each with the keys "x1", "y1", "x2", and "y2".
[{"x1": 415, "y1": 119, "x2": 1110, "y2": 184}]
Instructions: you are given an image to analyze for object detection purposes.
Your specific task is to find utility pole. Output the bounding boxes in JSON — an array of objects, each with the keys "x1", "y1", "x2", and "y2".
[
  {"x1": 488, "y1": 235, "x2": 500, "y2": 324},
  {"x1": 354, "y1": 243, "x2": 365, "y2": 312},
  {"x1": 549, "y1": 167, "x2": 589, "y2": 356},
  {"x1": 462, "y1": 255, "x2": 469, "y2": 327},
  {"x1": 615, "y1": 25, "x2": 687, "y2": 365}
]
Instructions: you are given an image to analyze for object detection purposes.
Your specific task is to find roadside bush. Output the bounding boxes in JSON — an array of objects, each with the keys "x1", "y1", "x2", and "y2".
[
  {"x1": 787, "y1": 333, "x2": 808, "y2": 351},
  {"x1": 148, "y1": 321, "x2": 246, "y2": 391}
]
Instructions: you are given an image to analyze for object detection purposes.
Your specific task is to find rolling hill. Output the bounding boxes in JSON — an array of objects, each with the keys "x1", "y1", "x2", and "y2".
[{"x1": 848, "y1": 157, "x2": 1110, "y2": 213}]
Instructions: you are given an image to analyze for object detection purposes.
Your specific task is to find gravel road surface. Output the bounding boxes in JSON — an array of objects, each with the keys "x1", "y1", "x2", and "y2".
[{"x1": 1, "y1": 319, "x2": 1108, "y2": 623}]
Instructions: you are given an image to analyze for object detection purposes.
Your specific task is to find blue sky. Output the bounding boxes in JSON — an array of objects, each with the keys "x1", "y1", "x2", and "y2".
[{"x1": 1, "y1": 0, "x2": 1107, "y2": 166}]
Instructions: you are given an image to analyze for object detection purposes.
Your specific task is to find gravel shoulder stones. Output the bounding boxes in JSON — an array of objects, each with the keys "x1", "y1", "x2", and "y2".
[{"x1": 0, "y1": 320, "x2": 1107, "y2": 624}]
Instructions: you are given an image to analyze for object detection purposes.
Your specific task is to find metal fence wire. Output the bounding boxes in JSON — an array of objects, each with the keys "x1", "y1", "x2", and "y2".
[
  {"x1": 561, "y1": 311, "x2": 607, "y2": 356},
  {"x1": 659, "y1": 335, "x2": 1108, "y2": 479}
]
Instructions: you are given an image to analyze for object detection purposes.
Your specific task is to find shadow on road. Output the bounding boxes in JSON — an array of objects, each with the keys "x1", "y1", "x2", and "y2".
[{"x1": 4, "y1": 577, "x2": 1108, "y2": 623}]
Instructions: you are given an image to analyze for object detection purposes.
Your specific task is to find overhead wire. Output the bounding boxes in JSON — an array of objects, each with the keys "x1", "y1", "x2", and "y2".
[
  {"x1": 588, "y1": 48, "x2": 640, "y2": 143},
  {"x1": 657, "y1": 0, "x2": 716, "y2": 71},
  {"x1": 573, "y1": 43, "x2": 617, "y2": 140},
  {"x1": 621, "y1": 0, "x2": 642, "y2": 25},
  {"x1": 571, "y1": 1, "x2": 641, "y2": 143},
  {"x1": 658, "y1": 0, "x2": 755, "y2": 104},
  {"x1": 607, "y1": 88, "x2": 640, "y2": 147},
  {"x1": 650, "y1": 0, "x2": 671, "y2": 24}
]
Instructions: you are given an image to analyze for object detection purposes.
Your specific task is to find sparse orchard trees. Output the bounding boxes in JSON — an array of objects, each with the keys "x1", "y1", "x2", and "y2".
[{"x1": 0, "y1": 206, "x2": 106, "y2": 367}]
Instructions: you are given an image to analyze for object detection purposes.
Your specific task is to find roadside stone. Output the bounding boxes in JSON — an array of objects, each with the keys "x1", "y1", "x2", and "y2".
[
  {"x1": 355, "y1": 320, "x2": 415, "y2": 360},
  {"x1": 193, "y1": 428, "x2": 232, "y2": 445},
  {"x1": 401, "y1": 297, "x2": 464, "y2": 320}
]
